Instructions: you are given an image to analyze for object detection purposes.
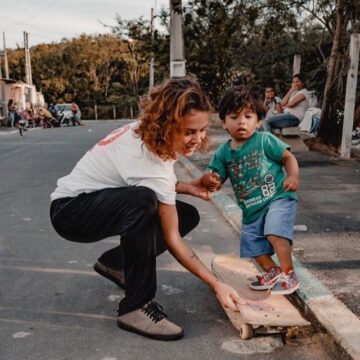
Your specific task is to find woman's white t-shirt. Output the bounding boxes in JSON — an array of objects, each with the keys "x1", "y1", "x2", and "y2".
[
  {"x1": 284, "y1": 88, "x2": 310, "y2": 121},
  {"x1": 50, "y1": 122, "x2": 177, "y2": 205}
]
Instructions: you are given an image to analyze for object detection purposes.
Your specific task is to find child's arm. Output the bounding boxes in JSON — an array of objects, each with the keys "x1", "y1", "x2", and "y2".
[
  {"x1": 176, "y1": 171, "x2": 222, "y2": 200},
  {"x1": 199, "y1": 171, "x2": 222, "y2": 191},
  {"x1": 282, "y1": 150, "x2": 299, "y2": 191},
  {"x1": 275, "y1": 100, "x2": 283, "y2": 113}
]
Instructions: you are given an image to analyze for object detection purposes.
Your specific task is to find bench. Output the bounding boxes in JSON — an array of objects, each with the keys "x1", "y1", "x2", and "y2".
[{"x1": 271, "y1": 126, "x2": 309, "y2": 152}]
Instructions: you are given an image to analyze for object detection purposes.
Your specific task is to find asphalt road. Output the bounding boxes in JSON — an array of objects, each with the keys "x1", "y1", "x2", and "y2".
[{"x1": 0, "y1": 121, "x2": 341, "y2": 360}]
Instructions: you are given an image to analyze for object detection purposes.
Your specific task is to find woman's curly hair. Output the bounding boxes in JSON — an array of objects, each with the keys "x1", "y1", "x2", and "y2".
[{"x1": 135, "y1": 78, "x2": 211, "y2": 161}]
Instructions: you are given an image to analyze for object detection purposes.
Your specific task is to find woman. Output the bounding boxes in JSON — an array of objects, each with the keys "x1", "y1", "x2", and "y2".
[
  {"x1": 50, "y1": 79, "x2": 240, "y2": 341},
  {"x1": 262, "y1": 74, "x2": 310, "y2": 132}
]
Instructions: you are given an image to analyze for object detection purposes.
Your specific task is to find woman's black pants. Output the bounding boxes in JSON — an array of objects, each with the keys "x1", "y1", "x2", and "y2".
[{"x1": 50, "y1": 186, "x2": 200, "y2": 315}]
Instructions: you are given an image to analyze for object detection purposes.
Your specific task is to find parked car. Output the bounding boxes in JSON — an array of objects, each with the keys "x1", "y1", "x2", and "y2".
[{"x1": 55, "y1": 103, "x2": 73, "y2": 119}]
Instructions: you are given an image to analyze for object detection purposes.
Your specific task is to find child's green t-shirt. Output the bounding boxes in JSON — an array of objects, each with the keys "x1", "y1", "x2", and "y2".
[{"x1": 207, "y1": 132, "x2": 297, "y2": 224}]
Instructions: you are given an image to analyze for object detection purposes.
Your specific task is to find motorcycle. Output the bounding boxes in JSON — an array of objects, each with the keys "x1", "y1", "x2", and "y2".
[
  {"x1": 18, "y1": 119, "x2": 27, "y2": 136},
  {"x1": 58, "y1": 110, "x2": 73, "y2": 126}
]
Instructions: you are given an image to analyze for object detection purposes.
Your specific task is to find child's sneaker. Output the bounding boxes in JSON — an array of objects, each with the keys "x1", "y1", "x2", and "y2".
[
  {"x1": 270, "y1": 270, "x2": 300, "y2": 295},
  {"x1": 249, "y1": 266, "x2": 281, "y2": 290}
]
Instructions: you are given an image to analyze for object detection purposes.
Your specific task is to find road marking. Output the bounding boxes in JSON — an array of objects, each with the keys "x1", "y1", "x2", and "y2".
[
  {"x1": 221, "y1": 337, "x2": 283, "y2": 354},
  {"x1": 12, "y1": 332, "x2": 31, "y2": 339},
  {"x1": 0, "y1": 265, "x2": 98, "y2": 276}
]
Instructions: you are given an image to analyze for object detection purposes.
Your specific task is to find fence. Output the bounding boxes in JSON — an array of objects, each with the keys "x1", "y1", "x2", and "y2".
[{"x1": 81, "y1": 104, "x2": 140, "y2": 120}]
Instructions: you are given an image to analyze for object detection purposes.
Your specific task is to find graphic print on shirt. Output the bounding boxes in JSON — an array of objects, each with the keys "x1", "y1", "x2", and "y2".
[
  {"x1": 97, "y1": 125, "x2": 131, "y2": 146},
  {"x1": 229, "y1": 150, "x2": 276, "y2": 209}
]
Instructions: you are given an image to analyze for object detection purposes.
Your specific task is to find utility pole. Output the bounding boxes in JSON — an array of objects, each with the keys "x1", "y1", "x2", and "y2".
[
  {"x1": 3, "y1": 32, "x2": 9, "y2": 79},
  {"x1": 341, "y1": 34, "x2": 360, "y2": 159},
  {"x1": 24, "y1": 31, "x2": 33, "y2": 85},
  {"x1": 0, "y1": 49, "x2": 2, "y2": 78},
  {"x1": 293, "y1": 55, "x2": 301, "y2": 75},
  {"x1": 149, "y1": 7, "x2": 155, "y2": 90},
  {"x1": 169, "y1": 0, "x2": 186, "y2": 78}
]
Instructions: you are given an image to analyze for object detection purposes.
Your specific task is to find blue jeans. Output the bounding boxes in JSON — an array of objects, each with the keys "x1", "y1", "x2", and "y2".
[
  {"x1": 262, "y1": 113, "x2": 300, "y2": 132},
  {"x1": 7, "y1": 111, "x2": 16, "y2": 128}
]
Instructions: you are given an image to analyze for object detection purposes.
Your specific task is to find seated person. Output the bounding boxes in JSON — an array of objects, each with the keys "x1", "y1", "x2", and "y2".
[
  {"x1": 262, "y1": 74, "x2": 310, "y2": 132},
  {"x1": 38, "y1": 107, "x2": 56, "y2": 128},
  {"x1": 263, "y1": 86, "x2": 282, "y2": 118}
]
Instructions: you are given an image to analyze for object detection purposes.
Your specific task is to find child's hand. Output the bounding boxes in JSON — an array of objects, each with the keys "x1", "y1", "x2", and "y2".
[
  {"x1": 283, "y1": 175, "x2": 299, "y2": 191},
  {"x1": 201, "y1": 171, "x2": 222, "y2": 192}
]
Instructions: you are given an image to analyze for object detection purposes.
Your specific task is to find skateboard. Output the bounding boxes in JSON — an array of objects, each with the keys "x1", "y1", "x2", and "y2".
[{"x1": 212, "y1": 254, "x2": 310, "y2": 340}]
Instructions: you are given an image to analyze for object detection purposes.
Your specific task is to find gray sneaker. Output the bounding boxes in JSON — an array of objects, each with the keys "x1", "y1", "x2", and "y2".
[
  {"x1": 117, "y1": 301, "x2": 184, "y2": 341},
  {"x1": 93, "y1": 261, "x2": 125, "y2": 290}
]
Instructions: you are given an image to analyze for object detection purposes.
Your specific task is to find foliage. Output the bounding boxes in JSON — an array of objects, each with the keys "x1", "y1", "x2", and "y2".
[{"x1": 2, "y1": 0, "x2": 359, "y2": 146}]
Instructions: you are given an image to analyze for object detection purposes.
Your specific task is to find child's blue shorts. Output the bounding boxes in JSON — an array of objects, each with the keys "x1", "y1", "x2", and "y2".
[{"x1": 240, "y1": 197, "x2": 297, "y2": 258}]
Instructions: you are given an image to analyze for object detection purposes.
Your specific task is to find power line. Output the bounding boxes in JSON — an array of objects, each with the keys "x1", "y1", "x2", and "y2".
[
  {"x1": 6, "y1": 0, "x2": 51, "y2": 18},
  {"x1": 0, "y1": 0, "x2": 60, "y2": 31}
]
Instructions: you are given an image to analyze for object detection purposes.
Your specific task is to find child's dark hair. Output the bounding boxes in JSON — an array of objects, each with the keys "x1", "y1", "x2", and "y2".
[{"x1": 218, "y1": 85, "x2": 266, "y2": 121}]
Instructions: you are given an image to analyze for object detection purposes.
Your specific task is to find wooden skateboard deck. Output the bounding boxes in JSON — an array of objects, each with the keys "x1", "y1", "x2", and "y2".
[{"x1": 212, "y1": 254, "x2": 310, "y2": 339}]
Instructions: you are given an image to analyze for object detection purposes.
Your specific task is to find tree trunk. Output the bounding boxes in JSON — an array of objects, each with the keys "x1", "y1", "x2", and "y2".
[{"x1": 318, "y1": 0, "x2": 345, "y2": 147}]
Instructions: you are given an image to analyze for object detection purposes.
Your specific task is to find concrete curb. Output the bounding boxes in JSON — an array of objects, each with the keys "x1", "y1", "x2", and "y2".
[{"x1": 179, "y1": 155, "x2": 360, "y2": 360}]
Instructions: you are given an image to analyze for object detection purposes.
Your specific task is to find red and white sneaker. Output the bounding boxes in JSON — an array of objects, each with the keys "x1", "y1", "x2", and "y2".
[
  {"x1": 269, "y1": 270, "x2": 300, "y2": 295},
  {"x1": 249, "y1": 266, "x2": 282, "y2": 291}
]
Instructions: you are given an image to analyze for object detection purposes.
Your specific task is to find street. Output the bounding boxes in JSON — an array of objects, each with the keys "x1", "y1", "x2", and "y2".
[{"x1": 0, "y1": 121, "x2": 343, "y2": 359}]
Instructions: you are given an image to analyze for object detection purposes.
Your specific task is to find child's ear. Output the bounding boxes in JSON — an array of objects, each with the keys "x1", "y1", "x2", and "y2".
[{"x1": 221, "y1": 121, "x2": 227, "y2": 130}]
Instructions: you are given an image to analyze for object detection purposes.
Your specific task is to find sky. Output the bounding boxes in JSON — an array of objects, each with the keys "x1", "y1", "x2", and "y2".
[{"x1": 0, "y1": 0, "x2": 170, "y2": 49}]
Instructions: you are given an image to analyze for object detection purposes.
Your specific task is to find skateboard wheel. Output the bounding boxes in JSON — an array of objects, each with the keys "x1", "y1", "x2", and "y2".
[{"x1": 239, "y1": 323, "x2": 253, "y2": 340}]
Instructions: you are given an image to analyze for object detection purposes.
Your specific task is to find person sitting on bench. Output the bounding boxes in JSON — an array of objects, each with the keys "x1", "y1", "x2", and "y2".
[
  {"x1": 261, "y1": 74, "x2": 310, "y2": 132},
  {"x1": 263, "y1": 86, "x2": 282, "y2": 119}
]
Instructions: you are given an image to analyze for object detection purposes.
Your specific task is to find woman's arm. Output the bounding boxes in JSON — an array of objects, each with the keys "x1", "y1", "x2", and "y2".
[
  {"x1": 281, "y1": 88, "x2": 296, "y2": 107},
  {"x1": 158, "y1": 203, "x2": 241, "y2": 311},
  {"x1": 175, "y1": 180, "x2": 211, "y2": 200},
  {"x1": 284, "y1": 93, "x2": 306, "y2": 109}
]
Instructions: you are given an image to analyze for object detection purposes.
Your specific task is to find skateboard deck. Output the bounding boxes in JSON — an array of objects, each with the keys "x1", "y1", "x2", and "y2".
[{"x1": 212, "y1": 254, "x2": 310, "y2": 339}]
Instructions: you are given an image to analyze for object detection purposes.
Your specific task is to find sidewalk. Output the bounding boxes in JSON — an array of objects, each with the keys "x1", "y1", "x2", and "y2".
[
  {"x1": 0, "y1": 126, "x2": 19, "y2": 135},
  {"x1": 178, "y1": 125, "x2": 360, "y2": 360}
]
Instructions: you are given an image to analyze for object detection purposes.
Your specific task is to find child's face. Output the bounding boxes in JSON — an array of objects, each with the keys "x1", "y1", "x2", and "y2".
[
  {"x1": 265, "y1": 88, "x2": 275, "y2": 100},
  {"x1": 173, "y1": 109, "x2": 209, "y2": 156},
  {"x1": 223, "y1": 106, "x2": 259, "y2": 145}
]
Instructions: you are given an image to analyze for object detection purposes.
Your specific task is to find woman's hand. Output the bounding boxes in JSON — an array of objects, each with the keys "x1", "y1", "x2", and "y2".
[
  {"x1": 176, "y1": 180, "x2": 211, "y2": 200},
  {"x1": 186, "y1": 182, "x2": 212, "y2": 200},
  {"x1": 213, "y1": 280, "x2": 241, "y2": 312}
]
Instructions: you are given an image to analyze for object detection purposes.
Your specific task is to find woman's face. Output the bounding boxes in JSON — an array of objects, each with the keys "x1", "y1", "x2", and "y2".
[
  {"x1": 174, "y1": 109, "x2": 209, "y2": 156},
  {"x1": 292, "y1": 77, "x2": 304, "y2": 90}
]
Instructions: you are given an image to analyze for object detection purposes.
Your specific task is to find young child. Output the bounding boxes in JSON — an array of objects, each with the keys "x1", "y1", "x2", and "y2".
[
  {"x1": 263, "y1": 86, "x2": 282, "y2": 118},
  {"x1": 204, "y1": 86, "x2": 300, "y2": 295}
]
